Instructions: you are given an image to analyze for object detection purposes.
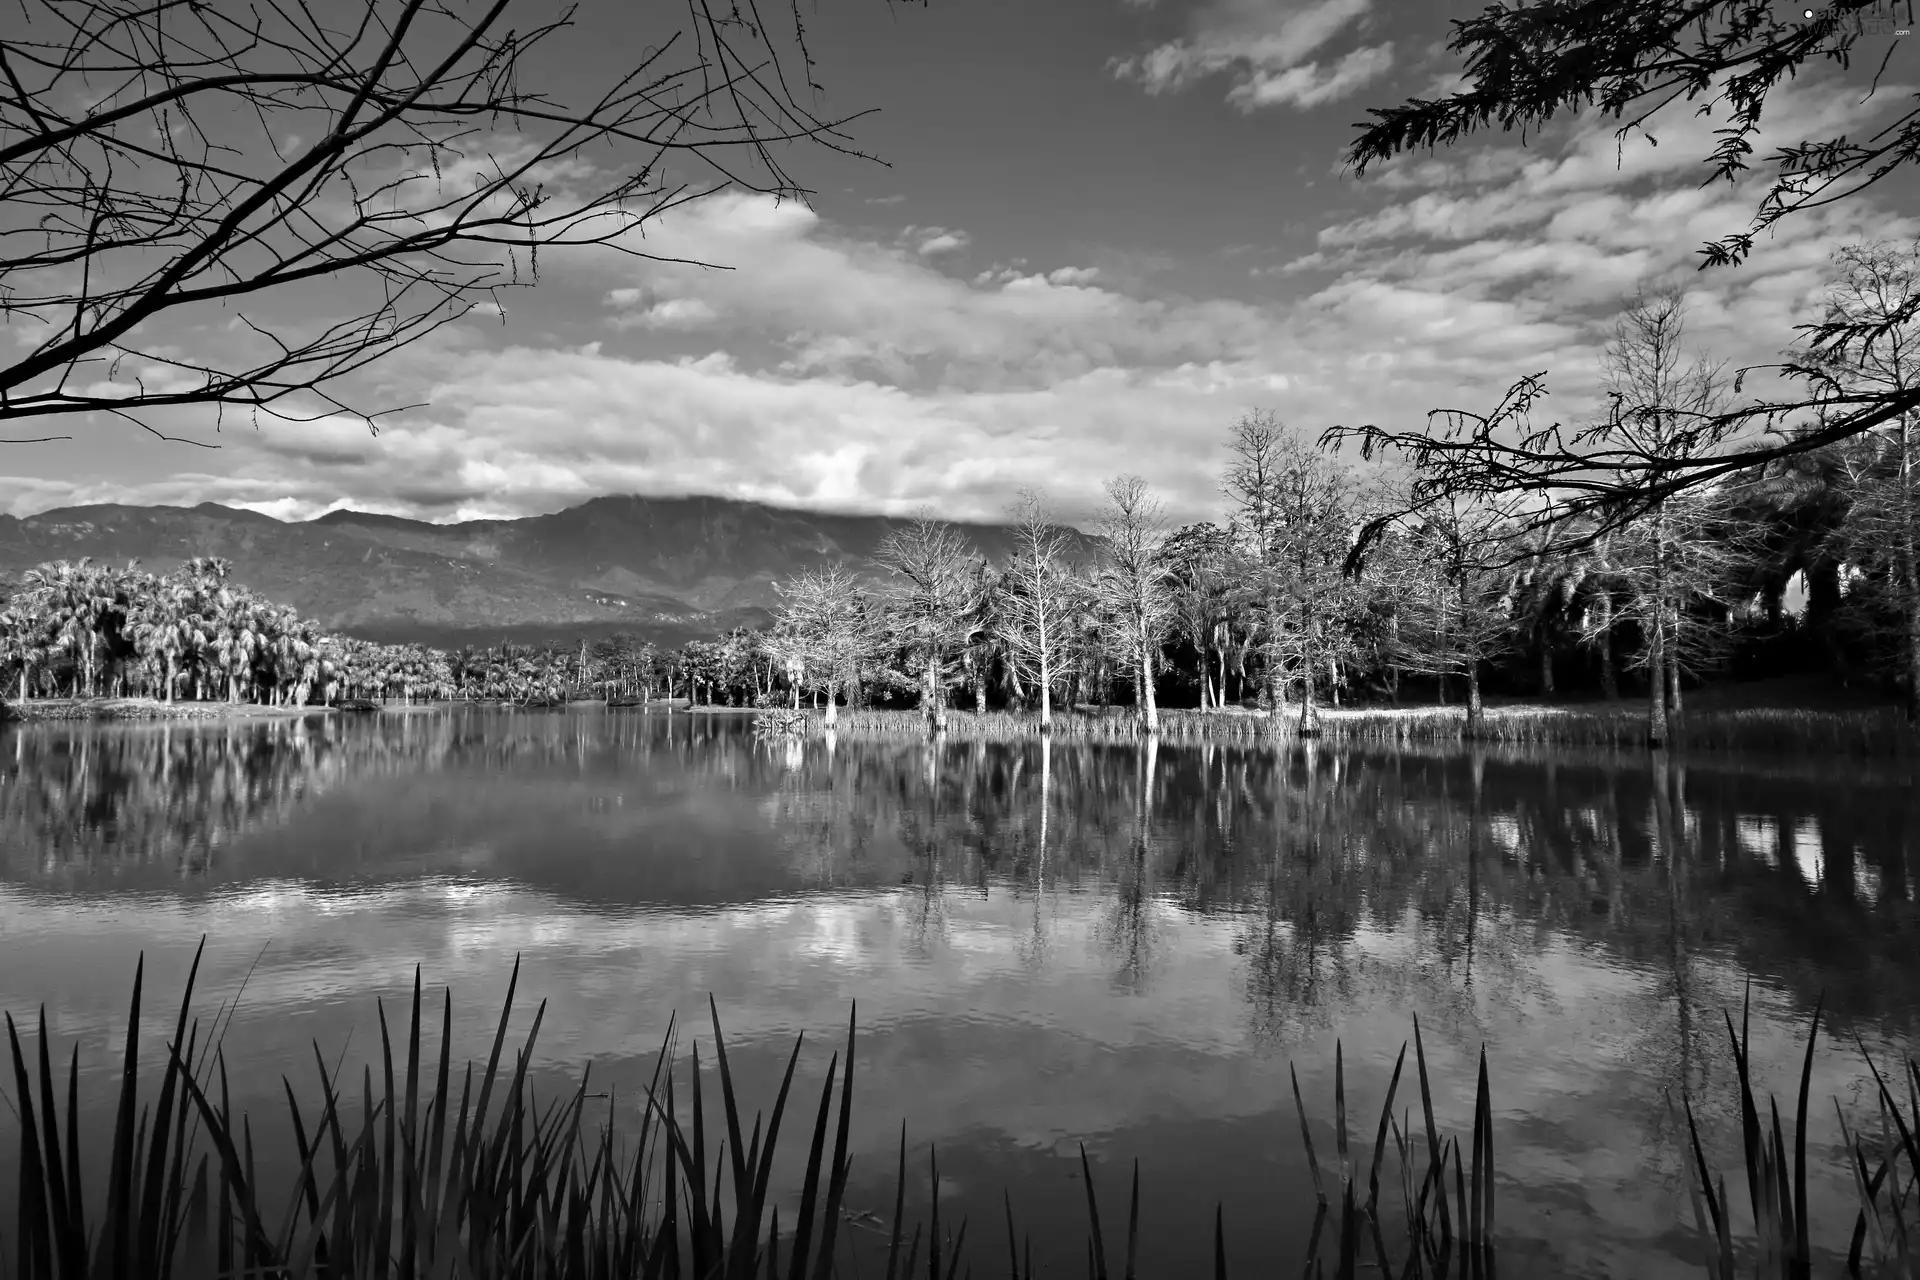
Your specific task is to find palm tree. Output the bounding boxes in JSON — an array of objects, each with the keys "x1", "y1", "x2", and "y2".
[
  {"x1": 127, "y1": 592, "x2": 186, "y2": 703},
  {"x1": 22, "y1": 558, "x2": 96, "y2": 696},
  {"x1": 0, "y1": 608, "x2": 40, "y2": 701}
]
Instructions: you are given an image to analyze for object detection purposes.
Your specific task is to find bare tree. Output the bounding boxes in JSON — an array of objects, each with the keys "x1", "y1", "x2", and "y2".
[
  {"x1": 1239, "y1": 427, "x2": 1359, "y2": 735},
  {"x1": 1804, "y1": 239, "x2": 1920, "y2": 721},
  {"x1": 772, "y1": 562, "x2": 875, "y2": 726},
  {"x1": 1595, "y1": 288, "x2": 1749, "y2": 746},
  {"x1": 1381, "y1": 487, "x2": 1524, "y2": 735},
  {"x1": 1094, "y1": 475, "x2": 1174, "y2": 734},
  {"x1": 996, "y1": 487, "x2": 1078, "y2": 731},
  {"x1": 1, "y1": 0, "x2": 890, "y2": 437},
  {"x1": 874, "y1": 512, "x2": 981, "y2": 734},
  {"x1": 1223, "y1": 411, "x2": 1288, "y2": 720},
  {"x1": 757, "y1": 624, "x2": 808, "y2": 711}
]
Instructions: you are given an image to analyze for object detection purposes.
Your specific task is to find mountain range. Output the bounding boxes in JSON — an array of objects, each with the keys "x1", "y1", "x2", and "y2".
[{"x1": 0, "y1": 495, "x2": 1101, "y2": 648}]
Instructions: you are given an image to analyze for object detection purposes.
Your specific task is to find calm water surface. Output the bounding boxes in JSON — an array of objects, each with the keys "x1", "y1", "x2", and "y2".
[{"x1": 1, "y1": 711, "x2": 1916, "y2": 1277}]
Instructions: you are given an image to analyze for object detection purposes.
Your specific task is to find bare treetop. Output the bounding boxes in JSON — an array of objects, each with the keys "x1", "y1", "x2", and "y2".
[{"x1": 0, "y1": 0, "x2": 894, "y2": 438}]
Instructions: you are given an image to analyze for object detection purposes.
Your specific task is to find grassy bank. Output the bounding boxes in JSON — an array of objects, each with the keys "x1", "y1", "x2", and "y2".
[
  {"x1": 798, "y1": 704, "x2": 1918, "y2": 756},
  {"x1": 2, "y1": 950, "x2": 1914, "y2": 1278},
  {"x1": 1, "y1": 697, "x2": 336, "y2": 724}
]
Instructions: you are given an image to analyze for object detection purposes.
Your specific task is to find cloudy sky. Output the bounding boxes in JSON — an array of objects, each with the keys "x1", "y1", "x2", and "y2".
[{"x1": 4, "y1": 0, "x2": 1917, "y2": 528}]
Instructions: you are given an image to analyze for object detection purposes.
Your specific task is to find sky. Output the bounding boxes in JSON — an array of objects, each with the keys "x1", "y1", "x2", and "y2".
[{"x1": 3, "y1": 0, "x2": 1917, "y2": 530}]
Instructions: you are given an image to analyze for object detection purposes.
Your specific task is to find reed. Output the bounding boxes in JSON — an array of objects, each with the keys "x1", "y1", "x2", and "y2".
[
  {"x1": 796, "y1": 706, "x2": 1917, "y2": 756},
  {"x1": 1677, "y1": 993, "x2": 1920, "y2": 1279},
  {"x1": 1, "y1": 944, "x2": 880, "y2": 1280},
  {"x1": 2, "y1": 953, "x2": 1914, "y2": 1278}
]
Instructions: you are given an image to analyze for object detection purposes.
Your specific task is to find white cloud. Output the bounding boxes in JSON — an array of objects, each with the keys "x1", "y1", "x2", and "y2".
[
  {"x1": 87, "y1": 347, "x2": 1307, "y2": 527},
  {"x1": 1226, "y1": 42, "x2": 1394, "y2": 110},
  {"x1": 1111, "y1": 0, "x2": 1389, "y2": 110},
  {"x1": 592, "y1": 194, "x2": 1273, "y2": 388},
  {"x1": 23, "y1": 65, "x2": 1920, "y2": 536},
  {"x1": 917, "y1": 232, "x2": 969, "y2": 257},
  {"x1": 626, "y1": 298, "x2": 719, "y2": 330}
]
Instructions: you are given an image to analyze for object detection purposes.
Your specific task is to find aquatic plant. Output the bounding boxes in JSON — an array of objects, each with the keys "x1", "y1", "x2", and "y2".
[
  {"x1": 1, "y1": 951, "x2": 1914, "y2": 1278},
  {"x1": 1677, "y1": 997, "x2": 1920, "y2": 1280}
]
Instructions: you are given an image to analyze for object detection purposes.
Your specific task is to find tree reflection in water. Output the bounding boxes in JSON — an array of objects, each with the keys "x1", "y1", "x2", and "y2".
[
  {"x1": 1, "y1": 714, "x2": 1913, "y2": 1280},
  {"x1": 3, "y1": 715, "x2": 1915, "y2": 1057}
]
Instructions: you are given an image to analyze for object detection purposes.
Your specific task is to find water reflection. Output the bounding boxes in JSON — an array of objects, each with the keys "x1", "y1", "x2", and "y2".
[{"x1": 0, "y1": 713, "x2": 1916, "y2": 1277}]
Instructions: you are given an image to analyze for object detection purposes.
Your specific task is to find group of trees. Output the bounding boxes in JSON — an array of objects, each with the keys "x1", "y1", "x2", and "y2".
[
  {"x1": 0, "y1": 557, "x2": 454, "y2": 707},
  {"x1": 765, "y1": 243, "x2": 1920, "y2": 744}
]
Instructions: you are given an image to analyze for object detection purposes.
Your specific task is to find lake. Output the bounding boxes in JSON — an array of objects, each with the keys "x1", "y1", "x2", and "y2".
[{"x1": 0, "y1": 710, "x2": 1915, "y2": 1277}]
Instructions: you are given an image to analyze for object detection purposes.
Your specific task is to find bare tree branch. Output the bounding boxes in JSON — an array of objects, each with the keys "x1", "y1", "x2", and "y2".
[
  {"x1": 0, "y1": 0, "x2": 901, "y2": 434},
  {"x1": 1340, "y1": 0, "x2": 1920, "y2": 513}
]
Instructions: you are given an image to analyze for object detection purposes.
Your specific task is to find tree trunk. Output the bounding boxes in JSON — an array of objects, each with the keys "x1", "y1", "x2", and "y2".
[
  {"x1": 1215, "y1": 630, "x2": 1229, "y2": 708},
  {"x1": 824, "y1": 675, "x2": 839, "y2": 726},
  {"x1": 925, "y1": 651, "x2": 947, "y2": 733},
  {"x1": 1387, "y1": 614, "x2": 1402, "y2": 704},
  {"x1": 1902, "y1": 411, "x2": 1920, "y2": 724},
  {"x1": 1595, "y1": 592, "x2": 1619, "y2": 700},
  {"x1": 1668, "y1": 643, "x2": 1684, "y2": 721},
  {"x1": 1539, "y1": 639, "x2": 1555, "y2": 697},
  {"x1": 1264, "y1": 598, "x2": 1282, "y2": 723},
  {"x1": 1647, "y1": 616, "x2": 1670, "y2": 749},
  {"x1": 1038, "y1": 651, "x2": 1052, "y2": 733},
  {"x1": 1465, "y1": 660, "x2": 1485, "y2": 739},
  {"x1": 1139, "y1": 642, "x2": 1158, "y2": 733},
  {"x1": 1297, "y1": 655, "x2": 1320, "y2": 736}
]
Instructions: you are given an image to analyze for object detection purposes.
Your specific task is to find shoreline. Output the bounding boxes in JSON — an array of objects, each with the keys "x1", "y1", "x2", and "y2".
[
  {"x1": 1, "y1": 696, "x2": 726, "y2": 723},
  {"x1": 8, "y1": 697, "x2": 1912, "y2": 757},
  {"x1": 3, "y1": 697, "x2": 335, "y2": 723},
  {"x1": 788, "y1": 702, "x2": 1919, "y2": 757}
]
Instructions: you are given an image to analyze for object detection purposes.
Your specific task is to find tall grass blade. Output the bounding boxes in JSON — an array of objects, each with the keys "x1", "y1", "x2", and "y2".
[
  {"x1": 808, "y1": 1002, "x2": 859, "y2": 1280},
  {"x1": 1791, "y1": 998, "x2": 1822, "y2": 1278},
  {"x1": 1292, "y1": 1064, "x2": 1327, "y2": 1207},
  {"x1": 929, "y1": 1144, "x2": 943, "y2": 1280},
  {"x1": 785, "y1": 1052, "x2": 839, "y2": 1280},
  {"x1": 1078, "y1": 1143, "x2": 1107, "y2": 1280},
  {"x1": 1123, "y1": 1158, "x2": 1139, "y2": 1280}
]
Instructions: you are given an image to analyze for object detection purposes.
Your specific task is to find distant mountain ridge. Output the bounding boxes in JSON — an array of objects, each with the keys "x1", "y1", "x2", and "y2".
[{"x1": 0, "y1": 494, "x2": 1100, "y2": 647}]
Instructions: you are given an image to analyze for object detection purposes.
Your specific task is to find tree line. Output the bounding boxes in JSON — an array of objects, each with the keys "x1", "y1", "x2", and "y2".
[{"x1": 770, "y1": 242, "x2": 1920, "y2": 744}]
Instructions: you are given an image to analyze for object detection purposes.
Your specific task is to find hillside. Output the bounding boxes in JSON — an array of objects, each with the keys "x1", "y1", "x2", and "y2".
[{"x1": 0, "y1": 495, "x2": 1100, "y2": 645}]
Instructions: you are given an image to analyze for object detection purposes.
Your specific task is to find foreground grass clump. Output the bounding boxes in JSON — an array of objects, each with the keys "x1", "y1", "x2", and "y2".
[
  {"x1": 1, "y1": 948, "x2": 1915, "y2": 1278},
  {"x1": 801, "y1": 705, "x2": 1918, "y2": 756},
  {"x1": 1677, "y1": 999, "x2": 1920, "y2": 1280}
]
